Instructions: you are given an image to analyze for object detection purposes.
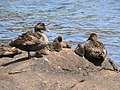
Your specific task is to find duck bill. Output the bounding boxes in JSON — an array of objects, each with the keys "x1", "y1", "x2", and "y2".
[{"x1": 45, "y1": 27, "x2": 50, "y2": 32}]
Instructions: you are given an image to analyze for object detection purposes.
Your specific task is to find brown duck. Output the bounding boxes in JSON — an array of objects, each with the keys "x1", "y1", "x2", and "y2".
[
  {"x1": 50, "y1": 36, "x2": 71, "y2": 52},
  {"x1": 0, "y1": 43, "x2": 22, "y2": 58},
  {"x1": 75, "y1": 33, "x2": 107, "y2": 65},
  {"x1": 10, "y1": 22, "x2": 49, "y2": 58},
  {"x1": 53, "y1": 36, "x2": 71, "y2": 48}
]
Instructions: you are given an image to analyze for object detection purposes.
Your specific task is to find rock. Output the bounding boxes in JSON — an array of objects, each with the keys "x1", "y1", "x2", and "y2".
[{"x1": 0, "y1": 49, "x2": 120, "y2": 90}]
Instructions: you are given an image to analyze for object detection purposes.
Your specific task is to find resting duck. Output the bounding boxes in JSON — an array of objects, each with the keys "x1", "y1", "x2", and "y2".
[
  {"x1": 75, "y1": 33, "x2": 107, "y2": 65},
  {"x1": 52, "y1": 36, "x2": 63, "y2": 52},
  {"x1": 50, "y1": 36, "x2": 72, "y2": 52},
  {"x1": 53, "y1": 36, "x2": 71, "y2": 48},
  {"x1": 10, "y1": 22, "x2": 49, "y2": 58},
  {"x1": 0, "y1": 43, "x2": 22, "y2": 58}
]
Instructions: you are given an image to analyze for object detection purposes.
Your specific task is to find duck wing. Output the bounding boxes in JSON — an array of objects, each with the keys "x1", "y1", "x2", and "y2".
[
  {"x1": 36, "y1": 32, "x2": 48, "y2": 43},
  {"x1": 10, "y1": 31, "x2": 47, "y2": 51},
  {"x1": 84, "y1": 41, "x2": 107, "y2": 60}
]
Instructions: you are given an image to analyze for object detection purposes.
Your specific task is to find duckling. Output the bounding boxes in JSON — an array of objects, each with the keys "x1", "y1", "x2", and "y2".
[
  {"x1": 0, "y1": 43, "x2": 22, "y2": 58},
  {"x1": 74, "y1": 44, "x2": 84, "y2": 57},
  {"x1": 53, "y1": 36, "x2": 71, "y2": 48},
  {"x1": 46, "y1": 36, "x2": 62, "y2": 52},
  {"x1": 75, "y1": 33, "x2": 107, "y2": 65},
  {"x1": 52, "y1": 36, "x2": 63, "y2": 52},
  {"x1": 10, "y1": 22, "x2": 50, "y2": 58},
  {"x1": 49, "y1": 36, "x2": 71, "y2": 52}
]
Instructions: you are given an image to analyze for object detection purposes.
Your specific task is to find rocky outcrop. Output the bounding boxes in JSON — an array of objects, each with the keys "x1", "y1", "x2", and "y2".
[{"x1": 0, "y1": 49, "x2": 120, "y2": 90}]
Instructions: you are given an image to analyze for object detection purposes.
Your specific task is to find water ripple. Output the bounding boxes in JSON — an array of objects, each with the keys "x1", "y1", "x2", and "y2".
[{"x1": 0, "y1": 0, "x2": 120, "y2": 65}]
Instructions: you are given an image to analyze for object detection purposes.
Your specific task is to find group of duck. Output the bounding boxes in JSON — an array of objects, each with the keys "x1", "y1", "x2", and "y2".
[{"x1": 0, "y1": 22, "x2": 107, "y2": 65}]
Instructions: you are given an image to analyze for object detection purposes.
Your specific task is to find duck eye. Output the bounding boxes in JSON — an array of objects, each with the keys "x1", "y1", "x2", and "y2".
[{"x1": 41, "y1": 23, "x2": 45, "y2": 26}]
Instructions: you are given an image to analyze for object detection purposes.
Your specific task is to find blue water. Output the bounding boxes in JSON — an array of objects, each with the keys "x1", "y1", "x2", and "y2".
[{"x1": 0, "y1": 0, "x2": 120, "y2": 65}]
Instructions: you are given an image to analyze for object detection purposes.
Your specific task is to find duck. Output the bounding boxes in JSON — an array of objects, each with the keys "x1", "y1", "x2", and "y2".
[
  {"x1": 9, "y1": 22, "x2": 50, "y2": 58},
  {"x1": 52, "y1": 36, "x2": 63, "y2": 52},
  {"x1": 0, "y1": 43, "x2": 22, "y2": 58},
  {"x1": 74, "y1": 44, "x2": 85, "y2": 57},
  {"x1": 53, "y1": 36, "x2": 71, "y2": 48},
  {"x1": 75, "y1": 33, "x2": 107, "y2": 65},
  {"x1": 49, "y1": 36, "x2": 72, "y2": 52}
]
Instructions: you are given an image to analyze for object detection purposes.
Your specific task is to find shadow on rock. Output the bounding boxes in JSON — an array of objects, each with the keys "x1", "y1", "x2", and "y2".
[{"x1": 0, "y1": 57, "x2": 29, "y2": 67}]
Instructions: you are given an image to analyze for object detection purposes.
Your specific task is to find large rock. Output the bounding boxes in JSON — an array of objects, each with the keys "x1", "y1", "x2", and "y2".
[{"x1": 0, "y1": 49, "x2": 120, "y2": 90}]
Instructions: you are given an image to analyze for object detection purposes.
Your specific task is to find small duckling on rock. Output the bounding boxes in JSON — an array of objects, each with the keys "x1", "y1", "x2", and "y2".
[
  {"x1": 75, "y1": 33, "x2": 107, "y2": 66},
  {"x1": 10, "y1": 22, "x2": 50, "y2": 58},
  {"x1": 49, "y1": 36, "x2": 72, "y2": 52},
  {"x1": 52, "y1": 36, "x2": 63, "y2": 52},
  {"x1": 0, "y1": 43, "x2": 22, "y2": 58},
  {"x1": 53, "y1": 35, "x2": 71, "y2": 48},
  {"x1": 74, "y1": 44, "x2": 84, "y2": 57}
]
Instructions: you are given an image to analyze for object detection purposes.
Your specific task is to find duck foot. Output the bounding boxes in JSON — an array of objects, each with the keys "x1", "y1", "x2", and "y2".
[{"x1": 27, "y1": 51, "x2": 32, "y2": 59}]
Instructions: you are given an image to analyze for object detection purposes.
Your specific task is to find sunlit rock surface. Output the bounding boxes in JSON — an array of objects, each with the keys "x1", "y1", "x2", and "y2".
[{"x1": 0, "y1": 49, "x2": 120, "y2": 90}]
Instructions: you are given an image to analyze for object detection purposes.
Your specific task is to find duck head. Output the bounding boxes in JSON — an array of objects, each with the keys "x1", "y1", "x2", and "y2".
[
  {"x1": 53, "y1": 36, "x2": 63, "y2": 43},
  {"x1": 34, "y1": 22, "x2": 50, "y2": 32},
  {"x1": 87, "y1": 33, "x2": 99, "y2": 41},
  {"x1": 57, "y1": 36, "x2": 62, "y2": 42}
]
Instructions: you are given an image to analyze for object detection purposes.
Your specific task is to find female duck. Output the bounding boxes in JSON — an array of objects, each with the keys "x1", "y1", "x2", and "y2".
[
  {"x1": 75, "y1": 33, "x2": 107, "y2": 65},
  {"x1": 84, "y1": 33, "x2": 107, "y2": 62},
  {"x1": 10, "y1": 22, "x2": 49, "y2": 58}
]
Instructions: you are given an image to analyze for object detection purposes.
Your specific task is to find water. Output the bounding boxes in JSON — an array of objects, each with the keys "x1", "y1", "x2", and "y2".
[{"x1": 0, "y1": 0, "x2": 120, "y2": 65}]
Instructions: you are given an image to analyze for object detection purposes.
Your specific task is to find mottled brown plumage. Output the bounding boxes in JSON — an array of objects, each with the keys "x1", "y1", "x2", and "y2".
[
  {"x1": 75, "y1": 33, "x2": 107, "y2": 65},
  {"x1": 47, "y1": 36, "x2": 71, "y2": 52},
  {"x1": 0, "y1": 43, "x2": 22, "y2": 58},
  {"x1": 49, "y1": 36, "x2": 72, "y2": 52},
  {"x1": 74, "y1": 44, "x2": 84, "y2": 57},
  {"x1": 10, "y1": 22, "x2": 49, "y2": 58},
  {"x1": 84, "y1": 40, "x2": 107, "y2": 62},
  {"x1": 53, "y1": 36, "x2": 72, "y2": 48}
]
